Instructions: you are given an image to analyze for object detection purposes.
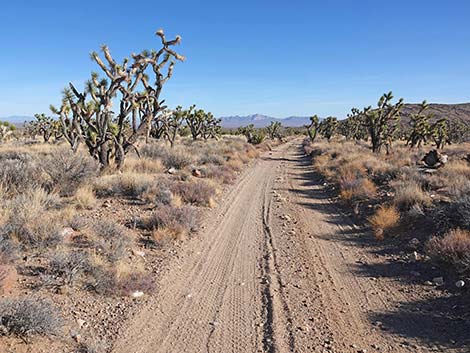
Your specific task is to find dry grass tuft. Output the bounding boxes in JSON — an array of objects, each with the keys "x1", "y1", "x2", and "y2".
[
  {"x1": 393, "y1": 182, "x2": 432, "y2": 211},
  {"x1": 93, "y1": 173, "x2": 155, "y2": 198},
  {"x1": 368, "y1": 206, "x2": 400, "y2": 240},
  {"x1": 74, "y1": 186, "x2": 98, "y2": 210}
]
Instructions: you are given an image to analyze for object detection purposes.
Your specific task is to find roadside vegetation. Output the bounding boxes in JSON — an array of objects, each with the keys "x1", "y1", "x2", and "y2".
[{"x1": 303, "y1": 91, "x2": 470, "y2": 286}]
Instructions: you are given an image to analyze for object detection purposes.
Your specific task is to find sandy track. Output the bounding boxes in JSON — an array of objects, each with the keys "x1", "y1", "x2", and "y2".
[{"x1": 112, "y1": 140, "x2": 456, "y2": 353}]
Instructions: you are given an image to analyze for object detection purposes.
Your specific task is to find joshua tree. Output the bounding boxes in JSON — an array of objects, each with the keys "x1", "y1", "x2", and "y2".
[
  {"x1": 238, "y1": 124, "x2": 265, "y2": 144},
  {"x1": 431, "y1": 118, "x2": 450, "y2": 149},
  {"x1": 162, "y1": 106, "x2": 185, "y2": 147},
  {"x1": 319, "y1": 116, "x2": 338, "y2": 142},
  {"x1": 360, "y1": 91, "x2": 404, "y2": 153},
  {"x1": 342, "y1": 108, "x2": 367, "y2": 141},
  {"x1": 202, "y1": 112, "x2": 221, "y2": 140},
  {"x1": 407, "y1": 101, "x2": 432, "y2": 148},
  {"x1": 266, "y1": 121, "x2": 282, "y2": 140},
  {"x1": 447, "y1": 119, "x2": 470, "y2": 144},
  {"x1": 0, "y1": 121, "x2": 15, "y2": 143},
  {"x1": 26, "y1": 113, "x2": 62, "y2": 143},
  {"x1": 185, "y1": 106, "x2": 220, "y2": 141},
  {"x1": 185, "y1": 106, "x2": 205, "y2": 140},
  {"x1": 305, "y1": 115, "x2": 320, "y2": 142},
  {"x1": 50, "y1": 98, "x2": 81, "y2": 152},
  {"x1": 51, "y1": 29, "x2": 184, "y2": 169}
]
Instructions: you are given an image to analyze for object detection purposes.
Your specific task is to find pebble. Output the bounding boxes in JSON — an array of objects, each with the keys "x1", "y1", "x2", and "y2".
[
  {"x1": 455, "y1": 280, "x2": 465, "y2": 288},
  {"x1": 432, "y1": 277, "x2": 444, "y2": 286}
]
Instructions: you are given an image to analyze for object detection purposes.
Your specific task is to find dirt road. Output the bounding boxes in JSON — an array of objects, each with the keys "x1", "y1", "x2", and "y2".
[{"x1": 112, "y1": 140, "x2": 463, "y2": 353}]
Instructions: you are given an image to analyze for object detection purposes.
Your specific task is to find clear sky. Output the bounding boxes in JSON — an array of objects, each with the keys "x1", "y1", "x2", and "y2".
[{"x1": 1, "y1": 0, "x2": 470, "y2": 118}]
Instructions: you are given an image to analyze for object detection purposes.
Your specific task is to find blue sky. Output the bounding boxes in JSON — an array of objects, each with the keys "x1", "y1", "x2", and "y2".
[{"x1": 1, "y1": 0, "x2": 470, "y2": 118}]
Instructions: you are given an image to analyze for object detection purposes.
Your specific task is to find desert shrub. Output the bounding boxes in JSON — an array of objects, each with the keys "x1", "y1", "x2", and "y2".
[
  {"x1": 49, "y1": 250, "x2": 90, "y2": 287},
  {"x1": 68, "y1": 215, "x2": 90, "y2": 232},
  {"x1": 92, "y1": 221, "x2": 130, "y2": 263},
  {"x1": 162, "y1": 149, "x2": 193, "y2": 169},
  {"x1": 170, "y1": 181, "x2": 216, "y2": 206},
  {"x1": 0, "y1": 152, "x2": 44, "y2": 196},
  {"x1": 93, "y1": 173, "x2": 154, "y2": 198},
  {"x1": 141, "y1": 143, "x2": 193, "y2": 170},
  {"x1": 368, "y1": 206, "x2": 400, "y2": 240},
  {"x1": 426, "y1": 229, "x2": 470, "y2": 274},
  {"x1": 86, "y1": 264, "x2": 154, "y2": 296},
  {"x1": 339, "y1": 177, "x2": 377, "y2": 202},
  {"x1": 75, "y1": 185, "x2": 98, "y2": 210},
  {"x1": 393, "y1": 182, "x2": 432, "y2": 211},
  {"x1": 115, "y1": 271, "x2": 154, "y2": 296},
  {"x1": 139, "y1": 205, "x2": 198, "y2": 236},
  {"x1": 43, "y1": 150, "x2": 99, "y2": 196},
  {"x1": 200, "y1": 165, "x2": 236, "y2": 184},
  {"x1": 1, "y1": 189, "x2": 64, "y2": 248},
  {"x1": 0, "y1": 234, "x2": 16, "y2": 264},
  {"x1": 199, "y1": 153, "x2": 225, "y2": 166},
  {"x1": 123, "y1": 157, "x2": 164, "y2": 174},
  {"x1": 0, "y1": 297, "x2": 63, "y2": 338},
  {"x1": 434, "y1": 195, "x2": 470, "y2": 233},
  {"x1": 140, "y1": 143, "x2": 165, "y2": 160},
  {"x1": 141, "y1": 182, "x2": 173, "y2": 205}
]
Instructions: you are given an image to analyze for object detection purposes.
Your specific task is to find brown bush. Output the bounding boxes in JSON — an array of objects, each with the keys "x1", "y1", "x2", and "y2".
[
  {"x1": 138, "y1": 205, "x2": 198, "y2": 237},
  {"x1": 0, "y1": 152, "x2": 45, "y2": 196},
  {"x1": 0, "y1": 297, "x2": 63, "y2": 338},
  {"x1": 92, "y1": 221, "x2": 130, "y2": 263},
  {"x1": 93, "y1": 173, "x2": 154, "y2": 198},
  {"x1": 123, "y1": 157, "x2": 164, "y2": 174},
  {"x1": 339, "y1": 177, "x2": 377, "y2": 202},
  {"x1": 368, "y1": 206, "x2": 400, "y2": 240},
  {"x1": 74, "y1": 186, "x2": 98, "y2": 210},
  {"x1": 426, "y1": 229, "x2": 470, "y2": 274},
  {"x1": 86, "y1": 263, "x2": 154, "y2": 297},
  {"x1": 42, "y1": 149, "x2": 99, "y2": 196},
  {"x1": 170, "y1": 180, "x2": 216, "y2": 206},
  {"x1": 1, "y1": 189, "x2": 65, "y2": 248}
]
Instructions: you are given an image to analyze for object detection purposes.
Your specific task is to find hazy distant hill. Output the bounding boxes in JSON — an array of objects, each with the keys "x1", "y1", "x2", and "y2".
[
  {"x1": 0, "y1": 115, "x2": 33, "y2": 127},
  {"x1": 220, "y1": 114, "x2": 311, "y2": 128},
  {"x1": 399, "y1": 103, "x2": 470, "y2": 124}
]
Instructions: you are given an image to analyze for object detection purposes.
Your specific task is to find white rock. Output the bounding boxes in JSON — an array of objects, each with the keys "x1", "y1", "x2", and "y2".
[
  {"x1": 410, "y1": 251, "x2": 419, "y2": 262},
  {"x1": 167, "y1": 167, "x2": 176, "y2": 174},
  {"x1": 432, "y1": 277, "x2": 444, "y2": 286},
  {"x1": 77, "y1": 319, "x2": 86, "y2": 328},
  {"x1": 132, "y1": 291, "x2": 145, "y2": 298},
  {"x1": 455, "y1": 280, "x2": 465, "y2": 288},
  {"x1": 60, "y1": 227, "x2": 75, "y2": 237},
  {"x1": 132, "y1": 249, "x2": 146, "y2": 258}
]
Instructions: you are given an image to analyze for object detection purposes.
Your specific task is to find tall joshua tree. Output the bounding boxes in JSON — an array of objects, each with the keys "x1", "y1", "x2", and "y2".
[
  {"x1": 51, "y1": 29, "x2": 184, "y2": 169},
  {"x1": 319, "y1": 116, "x2": 338, "y2": 142},
  {"x1": 305, "y1": 115, "x2": 320, "y2": 142},
  {"x1": 431, "y1": 118, "x2": 450, "y2": 149},
  {"x1": 266, "y1": 121, "x2": 282, "y2": 140},
  {"x1": 162, "y1": 106, "x2": 185, "y2": 147},
  {"x1": 407, "y1": 101, "x2": 432, "y2": 148},
  {"x1": 361, "y1": 92, "x2": 404, "y2": 153}
]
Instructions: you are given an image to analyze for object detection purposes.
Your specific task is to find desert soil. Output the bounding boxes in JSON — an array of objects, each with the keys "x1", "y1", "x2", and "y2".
[{"x1": 112, "y1": 140, "x2": 469, "y2": 353}]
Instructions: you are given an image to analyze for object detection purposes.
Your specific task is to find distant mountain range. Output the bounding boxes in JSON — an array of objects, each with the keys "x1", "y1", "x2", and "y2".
[
  {"x1": 0, "y1": 116, "x2": 33, "y2": 126},
  {"x1": 3, "y1": 103, "x2": 470, "y2": 129},
  {"x1": 0, "y1": 113, "x2": 312, "y2": 128},
  {"x1": 219, "y1": 114, "x2": 311, "y2": 128}
]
